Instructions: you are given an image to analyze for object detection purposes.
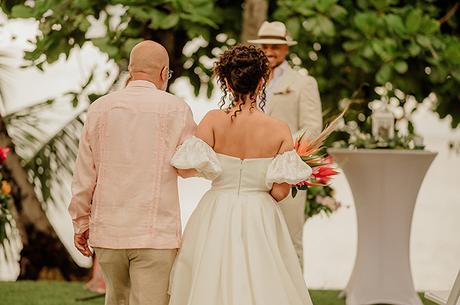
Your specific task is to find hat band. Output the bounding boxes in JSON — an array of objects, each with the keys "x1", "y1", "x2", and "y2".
[{"x1": 258, "y1": 35, "x2": 287, "y2": 41}]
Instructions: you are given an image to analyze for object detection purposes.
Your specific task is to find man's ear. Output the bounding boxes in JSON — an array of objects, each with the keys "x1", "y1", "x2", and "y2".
[{"x1": 160, "y1": 66, "x2": 167, "y2": 82}]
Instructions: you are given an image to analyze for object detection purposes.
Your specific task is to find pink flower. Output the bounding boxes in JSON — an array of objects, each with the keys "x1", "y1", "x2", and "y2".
[{"x1": 0, "y1": 147, "x2": 10, "y2": 164}]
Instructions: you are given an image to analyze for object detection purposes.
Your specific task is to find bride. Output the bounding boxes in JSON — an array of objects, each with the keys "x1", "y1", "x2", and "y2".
[{"x1": 168, "y1": 45, "x2": 314, "y2": 305}]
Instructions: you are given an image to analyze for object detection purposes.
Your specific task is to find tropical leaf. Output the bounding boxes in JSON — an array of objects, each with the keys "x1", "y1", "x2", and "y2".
[
  {"x1": 0, "y1": 50, "x2": 13, "y2": 110},
  {"x1": 0, "y1": 208, "x2": 12, "y2": 248},
  {"x1": 4, "y1": 71, "x2": 99, "y2": 207},
  {"x1": 7, "y1": 108, "x2": 86, "y2": 206}
]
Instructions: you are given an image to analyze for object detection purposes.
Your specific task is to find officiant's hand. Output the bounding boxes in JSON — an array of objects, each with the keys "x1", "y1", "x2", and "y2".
[{"x1": 74, "y1": 230, "x2": 92, "y2": 257}]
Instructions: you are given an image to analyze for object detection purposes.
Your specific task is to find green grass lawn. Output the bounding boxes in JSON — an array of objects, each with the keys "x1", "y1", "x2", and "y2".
[{"x1": 0, "y1": 281, "x2": 438, "y2": 305}]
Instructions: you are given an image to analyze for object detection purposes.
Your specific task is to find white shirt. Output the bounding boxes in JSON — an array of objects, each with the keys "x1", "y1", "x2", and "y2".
[{"x1": 264, "y1": 61, "x2": 289, "y2": 109}]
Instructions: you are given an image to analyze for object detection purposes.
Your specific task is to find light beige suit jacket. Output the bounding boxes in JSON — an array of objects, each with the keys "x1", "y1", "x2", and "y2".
[
  {"x1": 266, "y1": 64, "x2": 322, "y2": 269},
  {"x1": 266, "y1": 65, "x2": 322, "y2": 140}
]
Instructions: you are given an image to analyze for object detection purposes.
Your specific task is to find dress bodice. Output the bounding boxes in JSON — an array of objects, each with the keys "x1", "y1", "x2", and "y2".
[
  {"x1": 211, "y1": 154, "x2": 274, "y2": 193},
  {"x1": 170, "y1": 137, "x2": 312, "y2": 192}
]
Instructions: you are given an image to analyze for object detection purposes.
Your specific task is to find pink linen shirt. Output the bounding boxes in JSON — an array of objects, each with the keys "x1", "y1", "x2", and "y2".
[{"x1": 68, "y1": 80, "x2": 196, "y2": 249}]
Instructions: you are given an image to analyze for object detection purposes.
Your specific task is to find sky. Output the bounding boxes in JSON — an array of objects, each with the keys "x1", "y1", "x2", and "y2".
[{"x1": 0, "y1": 15, "x2": 459, "y2": 291}]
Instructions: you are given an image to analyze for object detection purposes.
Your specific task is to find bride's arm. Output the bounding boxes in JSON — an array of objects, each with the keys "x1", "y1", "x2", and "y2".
[
  {"x1": 270, "y1": 123, "x2": 295, "y2": 202},
  {"x1": 194, "y1": 110, "x2": 217, "y2": 147},
  {"x1": 174, "y1": 111, "x2": 217, "y2": 178}
]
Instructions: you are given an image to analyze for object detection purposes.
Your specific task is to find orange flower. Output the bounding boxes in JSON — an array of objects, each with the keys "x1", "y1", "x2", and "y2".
[
  {"x1": 295, "y1": 138, "x2": 313, "y2": 156},
  {"x1": 2, "y1": 180, "x2": 11, "y2": 195}
]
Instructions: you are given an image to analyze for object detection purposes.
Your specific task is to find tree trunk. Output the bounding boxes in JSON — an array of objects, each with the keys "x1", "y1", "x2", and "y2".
[
  {"x1": 241, "y1": 0, "x2": 268, "y2": 42},
  {"x1": 0, "y1": 116, "x2": 90, "y2": 280}
]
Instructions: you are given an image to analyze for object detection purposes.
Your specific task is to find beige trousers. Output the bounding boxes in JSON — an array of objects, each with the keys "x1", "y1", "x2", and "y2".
[
  {"x1": 94, "y1": 248, "x2": 177, "y2": 305},
  {"x1": 279, "y1": 189, "x2": 306, "y2": 270}
]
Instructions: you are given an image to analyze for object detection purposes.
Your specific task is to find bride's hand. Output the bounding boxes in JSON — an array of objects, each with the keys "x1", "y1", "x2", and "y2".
[{"x1": 270, "y1": 183, "x2": 290, "y2": 202}]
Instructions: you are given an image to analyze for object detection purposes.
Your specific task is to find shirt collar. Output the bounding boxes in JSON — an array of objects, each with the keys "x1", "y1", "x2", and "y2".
[
  {"x1": 272, "y1": 61, "x2": 289, "y2": 81},
  {"x1": 127, "y1": 80, "x2": 157, "y2": 89}
]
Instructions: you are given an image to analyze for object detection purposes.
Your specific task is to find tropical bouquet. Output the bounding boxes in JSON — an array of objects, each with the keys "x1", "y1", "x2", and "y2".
[{"x1": 292, "y1": 111, "x2": 344, "y2": 218}]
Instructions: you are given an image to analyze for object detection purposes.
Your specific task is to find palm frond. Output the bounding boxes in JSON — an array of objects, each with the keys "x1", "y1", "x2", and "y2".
[
  {"x1": 4, "y1": 69, "x2": 96, "y2": 120},
  {"x1": 7, "y1": 108, "x2": 87, "y2": 206},
  {"x1": 0, "y1": 208, "x2": 12, "y2": 247},
  {"x1": 0, "y1": 219, "x2": 20, "y2": 261},
  {"x1": 4, "y1": 69, "x2": 117, "y2": 208},
  {"x1": 4, "y1": 99, "x2": 58, "y2": 121},
  {"x1": 0, "y1": 50, "x2": 13, "y2": 111},
  {"x1": 28, "y1": 110, "x2": 85, "y2": 206}
]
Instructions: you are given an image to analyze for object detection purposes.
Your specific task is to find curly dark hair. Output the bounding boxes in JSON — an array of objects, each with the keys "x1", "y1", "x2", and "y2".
[{"x1": 213, "y1": 44, "x2": 270, "y2": 120}]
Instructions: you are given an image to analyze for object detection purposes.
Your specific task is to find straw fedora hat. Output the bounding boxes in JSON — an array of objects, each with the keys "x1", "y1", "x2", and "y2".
[{"x1": 248, "y1": 21, "x2": 297, "y2": 46}]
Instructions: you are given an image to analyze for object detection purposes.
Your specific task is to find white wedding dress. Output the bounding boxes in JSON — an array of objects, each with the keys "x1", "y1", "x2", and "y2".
[{"x1": 168, "y1": 136, "x2": 313, "y2": 305}]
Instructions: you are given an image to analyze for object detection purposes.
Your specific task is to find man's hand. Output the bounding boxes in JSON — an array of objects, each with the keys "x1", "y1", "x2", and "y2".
[{"x1": 74, "y1": 230, "x2": 92, "y2": 257}]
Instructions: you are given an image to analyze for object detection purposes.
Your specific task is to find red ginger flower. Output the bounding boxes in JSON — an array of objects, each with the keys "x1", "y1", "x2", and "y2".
[
  {"x1": 312, "y1": 166, "x2": 339, "y2": 184},
  {"x1": 0, "y1": 147, "x2": 10, "y2": 164}
]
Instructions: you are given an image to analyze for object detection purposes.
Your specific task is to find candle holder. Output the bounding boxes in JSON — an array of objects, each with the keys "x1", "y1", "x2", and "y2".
[{"x1": 371, "y1": 107, "x2": 395, "y2": 140}]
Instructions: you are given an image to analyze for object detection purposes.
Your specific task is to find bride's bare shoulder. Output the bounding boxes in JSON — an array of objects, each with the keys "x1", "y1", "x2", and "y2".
[
  {"x1": 202, "y1": 109, "x2": 228, "y2": 122},
  {"x1": 261, "y1": 115, "x2": 293, "y2": 145},
  {"x1": 261, "y1": 114, "x2": 291, "y2": 133},
  {"x1": 196, "y1": 109, "x2": 226, "y2": 128}
]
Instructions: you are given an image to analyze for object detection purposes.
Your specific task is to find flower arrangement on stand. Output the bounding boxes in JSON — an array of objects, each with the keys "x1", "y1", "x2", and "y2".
[
  {"x1": 329, "y1": 85, "x2": 427, "y2": 151},
  {"x1": 301, "y1": 85, "x2": 431, "y2": 219},
  {"x1": 0, "y1": 146, "x2": 12, "y2": 246}
]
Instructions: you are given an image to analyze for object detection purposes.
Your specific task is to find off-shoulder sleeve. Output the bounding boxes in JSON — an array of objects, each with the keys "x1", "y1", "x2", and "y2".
[
  {"x1": 170, "y1": 136, "x2": 222, "y2": 180},
  {"x1": 266, "y1": 150, "x2": 312, "y2": 187}
]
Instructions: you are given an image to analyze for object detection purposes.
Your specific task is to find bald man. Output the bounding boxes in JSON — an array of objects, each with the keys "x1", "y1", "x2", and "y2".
[{"x1": 69, "y1": 40, "x2": 196, "y2": 305}]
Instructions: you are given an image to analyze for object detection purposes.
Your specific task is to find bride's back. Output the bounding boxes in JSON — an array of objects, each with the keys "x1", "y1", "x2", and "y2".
[{"x1": 203, "y1": 108, "x2": 290, "y2": 159}]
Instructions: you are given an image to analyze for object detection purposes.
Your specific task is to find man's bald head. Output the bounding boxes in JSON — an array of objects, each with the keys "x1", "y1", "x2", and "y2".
[{"x1": 128, "y1": 40, "x2": 170, "y2": 90}]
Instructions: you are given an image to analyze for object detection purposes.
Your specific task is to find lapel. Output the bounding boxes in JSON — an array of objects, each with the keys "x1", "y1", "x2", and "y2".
[{"x1": 267, "y1": 65, "x2": 297, "y2": 115}]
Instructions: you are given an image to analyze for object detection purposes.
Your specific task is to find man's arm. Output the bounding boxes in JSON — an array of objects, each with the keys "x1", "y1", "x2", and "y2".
[
  {"x1": 178, "y1": 106, "x2": 197, "y2": 145},
  {"x1": 68, "y1": 115, "x2": 97, "y2": 255},
  {"x1": 176, "y1": 106, "x2": 198, "y2": 178},
  {"x1": 297, "y1": 76, "x2": 323, "y2": 140}
]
